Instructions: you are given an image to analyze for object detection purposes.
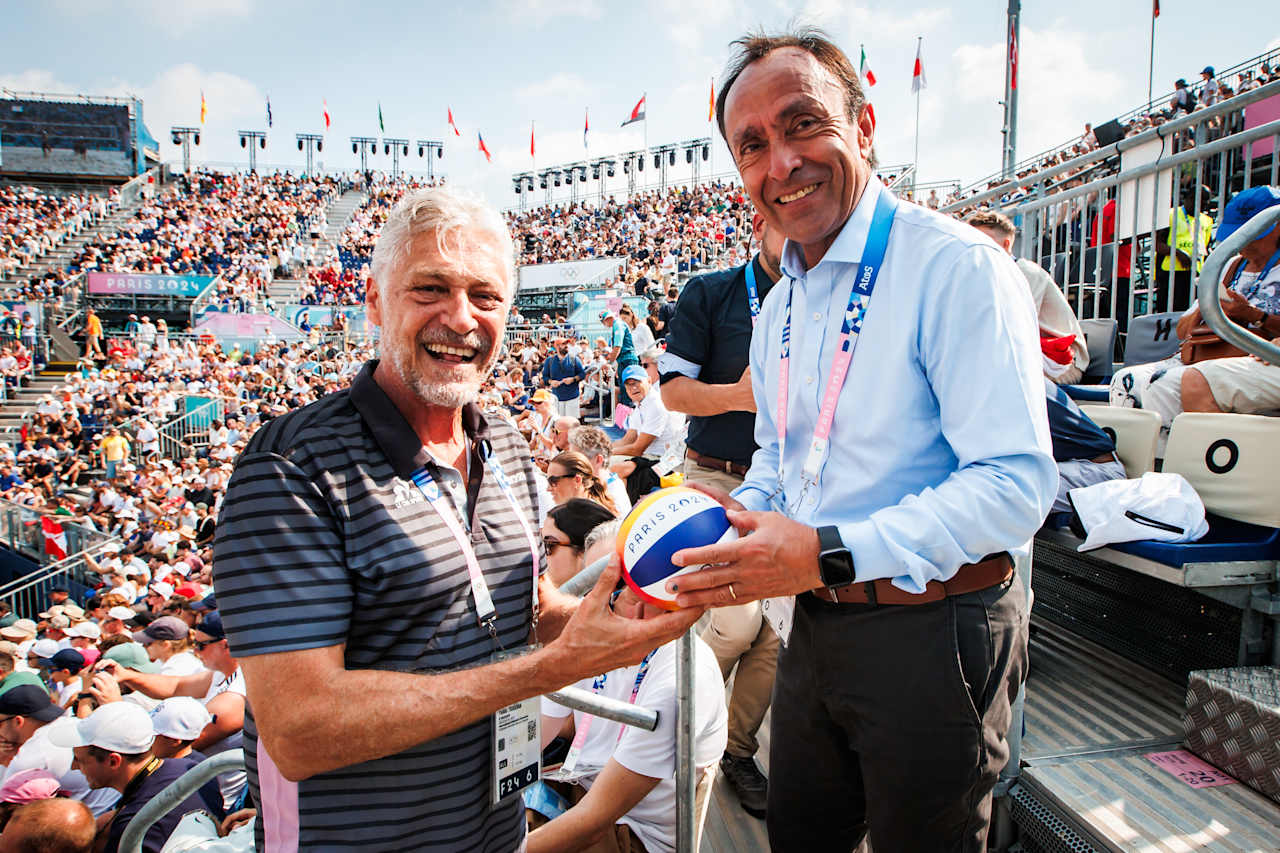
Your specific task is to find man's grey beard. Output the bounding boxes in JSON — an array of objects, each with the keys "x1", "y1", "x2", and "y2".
[{"x1": 381, "y1": 328, "x2": 500, "y2": 409}]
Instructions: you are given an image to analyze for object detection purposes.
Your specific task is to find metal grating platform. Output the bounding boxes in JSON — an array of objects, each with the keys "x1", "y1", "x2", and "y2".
[{"x1": 1032, "y1": 536, "x2": 1245, "y2": 681}]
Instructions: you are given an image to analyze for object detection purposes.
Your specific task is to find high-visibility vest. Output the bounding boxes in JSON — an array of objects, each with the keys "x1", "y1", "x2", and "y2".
[{"x1": 1161, "y1": 206, "x2": 1215, "y2": 272}]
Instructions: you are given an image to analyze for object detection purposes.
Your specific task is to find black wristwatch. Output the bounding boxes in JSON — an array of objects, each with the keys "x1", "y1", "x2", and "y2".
[{"x1": 816, "y1": 525, "x2": 855, "y2": 588}]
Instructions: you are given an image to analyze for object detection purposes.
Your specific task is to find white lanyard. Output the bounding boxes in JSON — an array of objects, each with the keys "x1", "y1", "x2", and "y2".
[
  {"x1": 410, "y1": 444, "x2": 541, "y2": 643},
  {"x1": 776, "y1": 192, "x2": 897, "y2": 512},
  {"x1": 556, "y1": 649, "x2": 657, "y2": 778}
]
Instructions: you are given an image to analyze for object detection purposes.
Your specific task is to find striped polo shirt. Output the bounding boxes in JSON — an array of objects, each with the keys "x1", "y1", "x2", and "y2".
[{"x1": 214, "y1": 360, "x2": 542, "y2": 852}]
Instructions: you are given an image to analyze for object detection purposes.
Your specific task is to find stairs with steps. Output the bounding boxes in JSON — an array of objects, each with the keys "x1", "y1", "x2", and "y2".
[
  {"x1": 0, "y1": 199, "x2": 143, "y2": 292},
  {"x1": 0, "y1": 368, "x2": 72, "y2": 446},
  {"x1": 262, "y1": 189, "x2": 369, "y2": 308}
]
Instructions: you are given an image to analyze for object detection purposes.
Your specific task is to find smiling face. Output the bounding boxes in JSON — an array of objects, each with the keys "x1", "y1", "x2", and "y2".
[
  {"x1": 366, "y1": 226, "x2": 510, "y2": 409},
  {"x1": 724, "y1": 47, "x2": 875, "y2": 268}
]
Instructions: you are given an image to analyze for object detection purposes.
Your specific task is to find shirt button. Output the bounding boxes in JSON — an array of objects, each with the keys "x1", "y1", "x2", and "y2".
[
  {"x1": 805, "y1": 376, "x2": 815, "y2": 385},
  {"x1": 807, "y1": 495, "x2": 817, "y2": 505},
  {"x1": 812, "y1": 312, "x2": 822, "y2": 322}
]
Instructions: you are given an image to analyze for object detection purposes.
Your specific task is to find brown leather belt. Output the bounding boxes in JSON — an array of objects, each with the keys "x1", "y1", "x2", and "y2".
[
  {"x1": 810, "y1": 553, "x2": 1013, "y2": 606},
  {"x1": 1090, "y1": 451, "x2": 1119, "y2": 464},
  {"x1": 685, "y1": 449, "x2": 749, "y2": 478}
]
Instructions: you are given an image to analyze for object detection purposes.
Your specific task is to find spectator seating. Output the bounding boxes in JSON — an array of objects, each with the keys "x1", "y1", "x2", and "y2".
[
  {"x1": 1065, "y1": 313, "x2": 1182, "y2": 402},
  {"x1": 1078, "y1": 405, "x2": 1161, "y2": 477},
  {"x1": 1075, "y1": 318, "x2": 1118, "y2": 389},
  {"x1": 1163, "y1": 412, "x2": 1280, "y2": 528}
]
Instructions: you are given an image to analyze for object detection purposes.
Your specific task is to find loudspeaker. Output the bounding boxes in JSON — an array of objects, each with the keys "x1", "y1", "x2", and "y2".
[{"x1": 1093, "y1": 119, "x2": 1124, "y2": 147}]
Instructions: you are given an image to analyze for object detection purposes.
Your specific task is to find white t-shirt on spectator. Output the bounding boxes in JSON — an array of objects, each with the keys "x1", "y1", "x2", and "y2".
[
  {"x1": 160, "y1": 652, "x2": 206, "y2": 677},
  {"x1": 603, "y1": 471, "x2": 631, "y2": 515},
  {"x1": 541, "y1": 637, "x2": 727, "y2": 853},
  {"x1": 201, "y1": 666, "x2": 248, "y2": 812},
  {"x1": 628, "y1": 389, "x2": 684, "y2": 459},
  {"x1": 3, "y1": 718, "x2": 121, "y2": 817}
]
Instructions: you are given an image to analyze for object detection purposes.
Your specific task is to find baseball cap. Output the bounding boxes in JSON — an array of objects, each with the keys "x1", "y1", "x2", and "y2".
[
  {"x1": 62, "y1": 604, "x2": 85, "y2": 621},
  {"x1": 133, "y1": 616, "x2": 189, "y2": 644},
  {"x1": 174, "y1": 582, "x2": 202, "y2": 599},
  {"x1": 0, "y1": 614, "x2": 17, "y2": 629},
  {"x1": 1215, "y1": 186, "x2": 1280, "y2": 244},
  {"x1": 150, "y1": 697, "x2": 212, "y2": 741},
  {"x1": 148, "y1": 581, "x2": 175, "y2": 600},
  {"x1": 28, "y1": 639, "x2": 59, "y2": 660},
  {"x1": 0, "y1": 684, "x2": 64, "y2": 723},
  {"x1": 37, "y1": 606, "x2": 64, "y2": 620},
  {"x1": 621, "y1": 365, "x2": 648, "y2": 384},
  {"x1": 598, "y1": 310, "x2": 614, "y2": 321},
  {"x1": 0, "y1": 672, "x2": 46, "y2": 697},
  {"x1": 1202, "y1": 66, "x2": 1215, "y2": 76},
  {"x1": 0, "y1": 769, "x2": 62, "y2": 804},
  {"x1": 0, "y1": 619, "x2": 36, "y2": 640},
  {"x1": 530, "y1": 389, "x2": 554, "y2": 404},
  {"x1": 190, "y1": 593, "x2": 217, "y2": 612},
  {"x1": 0, "y1": 641, "x2": 18, "y2": 658},
  {"x1": 64, "y1": 622, "x2": 101, "y2": 641},
  {"x1": 102, "y1": 642, "x2": 160, "y2": 674},
  {"x1": 195, "y1": 612, "x2": 225, "y2": 642},
  {"x1": 48, "y1": 615, "x2": 71, "y2": 630},
  {"x1": 48, "y1": 702, "x2": 156, "y2": 754},
  {"x1": 107, "y1": 606, "x2": 137, "y2": 622},
  {"x1": 41, "y1": 649, "x2": 85, "y2": 674}
]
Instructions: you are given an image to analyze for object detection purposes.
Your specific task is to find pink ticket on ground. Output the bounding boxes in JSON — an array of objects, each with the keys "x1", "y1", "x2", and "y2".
[{"x1": 1146, "y1": 750, "x2": 1238, "y2": 788}]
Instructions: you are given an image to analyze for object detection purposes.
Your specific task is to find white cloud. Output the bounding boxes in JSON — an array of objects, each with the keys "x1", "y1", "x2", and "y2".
[
  {"x1": 52, "y1": 0, "x2": 252, "y2": 36},
  {"x1": 515, "y1": 73, "x2": 593, "y2": 101},
  {"x1": 654, "y1": 0, "x2": 733, "y2": 50},
  {"x1": 800, "y1": 1, "x2": 952, "y2": 45},
  {"x1": 0, "y1": 70, "x2": 77, "y2": 94}
]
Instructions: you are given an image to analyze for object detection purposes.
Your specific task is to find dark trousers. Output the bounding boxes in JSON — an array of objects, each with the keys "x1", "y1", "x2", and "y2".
[{"x1": 766, "y1": 573, "x2": 1028, "y2": 853}]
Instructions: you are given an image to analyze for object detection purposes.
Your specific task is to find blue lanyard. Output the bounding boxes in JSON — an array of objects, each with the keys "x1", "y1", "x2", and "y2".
[
  {"x1": 1231, "y1": 248, "x2": 1280, "y2": 297},
  {"x1": 745, "y1": 261, "x2": 761, "y2": 327},
  {"x1": 776, "y1": 190, "x2": 898, "y2": 508}
]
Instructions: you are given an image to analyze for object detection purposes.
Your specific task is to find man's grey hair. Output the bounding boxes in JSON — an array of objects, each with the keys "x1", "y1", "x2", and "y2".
[
  {"x1": 370, "y1": 185, "x2": 516, "y2": 293},
  {"x1": 639, "y1": 347, "x2": 663, "y2": 363},
  {"x1": 584, "y1": 519, "x2": 621, "y2": 556},
  {"x1": 568, "y1": 425, "x2": 612, "y2": 464}
]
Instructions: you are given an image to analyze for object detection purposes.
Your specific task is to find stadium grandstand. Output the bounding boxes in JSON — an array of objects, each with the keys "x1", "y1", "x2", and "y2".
[{"x1": 0, "y1": 30, "x2": 1278, "y2": 853}]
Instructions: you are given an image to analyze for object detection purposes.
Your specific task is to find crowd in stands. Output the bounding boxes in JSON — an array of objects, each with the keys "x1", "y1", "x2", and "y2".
[{"x1": 0, "y1": 185, "x2": 117, "y2": 300}]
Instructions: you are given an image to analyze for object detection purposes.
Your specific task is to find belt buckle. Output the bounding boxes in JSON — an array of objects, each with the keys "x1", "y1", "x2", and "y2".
[{"x1": 723, "y1": 459, "x2": 732, "y2": 474}]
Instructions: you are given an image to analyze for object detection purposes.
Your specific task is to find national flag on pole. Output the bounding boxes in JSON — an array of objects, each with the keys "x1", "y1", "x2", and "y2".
[
  {"x1": 1153, "y1": 0, "x2": 1160, "y2": 17},
  {"x1": 378, "y1": 102, "x2": 385, "y2": 133},
  {"x1": 621, "y1": 94, "x2": 646, "y2": 126},
  {"x1": 478, "y1": 131, "x2": 492, "y2": 162},
  {"x1": 530, "y1": 122, "x2": 536, "y2": 158},
  {"x1": 266, "y1": 97, "x2": 273, "y2": 128},
  {"x1": 911, "y1": 41, "x2": 927, "y2": 93},
  {"x1": 708, "y1": 78, "x2": 715, "y2": 120},
  {"x1": 583, "y1": 108, "x2": 589, "y2": 149},
  {"x1": 41, "y1": 516, "x2": 66, "y2": 561},
  {"x1": 200, "y1": 90, "x2": 207, "y2": 124},
  {"x1": 447, "y1": 108, "x2": 461, "y2": 136},
  {"x1": 860, "y1": 45, "x2": 877, "y2": 87},
  {"x1": 323, "y1": 100, "x2": 331, "y2": 131},
  {"x1": 1009, "y1": 20, "x2": 1018, "y2": 90}
]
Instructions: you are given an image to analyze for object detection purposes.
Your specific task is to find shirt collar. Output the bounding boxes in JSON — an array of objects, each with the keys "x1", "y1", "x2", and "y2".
[
  {"x1": 348, "y1": 360, "x2": 490, "y2": 481},
  {"x1": 779, "y1": 179, "x2": 887, "y2": 280}
]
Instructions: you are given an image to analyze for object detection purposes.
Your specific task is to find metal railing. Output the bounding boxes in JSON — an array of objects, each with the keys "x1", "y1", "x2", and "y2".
[
  {"x1": 154, "y1": 399, "x2": 224, "y2": 462},
  {"x1": 120, "y1": 751, "x2": 245, "y2": 853},
  {"x1": 0, "y1": 540, "x2": 116, "y2": 620},
  {"x1": 942, "y1": 80, "x2": 1280, "y2": 350},
  {"x1": 187, "y1": 274, "x2": 225, "y2": 327},
  {"x1": 0, "y1": 499, "x2": 113, "y2": 564}
]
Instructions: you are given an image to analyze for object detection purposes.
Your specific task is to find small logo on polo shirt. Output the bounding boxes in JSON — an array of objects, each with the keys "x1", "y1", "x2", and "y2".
[{"x1": 392, "y1": 481, "x2": 424, "y2": 510}]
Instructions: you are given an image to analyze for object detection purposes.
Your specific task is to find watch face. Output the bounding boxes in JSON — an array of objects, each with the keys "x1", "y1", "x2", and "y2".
[{"x1": 820, "y1": 549, "x2": 855, "y2": 587}]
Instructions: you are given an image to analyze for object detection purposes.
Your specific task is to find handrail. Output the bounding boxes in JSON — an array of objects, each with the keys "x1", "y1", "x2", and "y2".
[
  {"x1": 942, "y1": 78, "x2": 1280, "y2": 215},
  {"x1": 187, "y1": 274, "x2": 224, "y2": 327},
  {"x1": 1198, "y1": 207, "x2": 1280, "y2": 367},
  {"x1": 119, "y1": 750, "x2": 245, "y2": 853},
  {"x1": 0, "y1": 539, "x2": 116, "y2": 600}
]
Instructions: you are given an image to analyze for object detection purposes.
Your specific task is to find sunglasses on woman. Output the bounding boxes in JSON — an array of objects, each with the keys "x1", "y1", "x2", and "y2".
[
  {"x1": 545, "y1": 473, "x2": 577, "y2": 486},
  {"x1": 543, "y1": 537, "x2": 576, "y2": 554}
]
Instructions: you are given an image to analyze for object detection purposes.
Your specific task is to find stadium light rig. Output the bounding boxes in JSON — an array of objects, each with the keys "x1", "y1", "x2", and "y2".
[
  {"x1": 382, "y1": 138, "x2": 409, "y2": 180},
  {"x1": 680, "y1": 137, "x2": 712, "y2": 187},
  {"x1": 170, "y1": 126, "x2": 201, "y2": 174},
  {"x1": 350, "y1": 136, "x2": 378, "y2": 173},
  {"x1": 238, "y1": 130, "x2": 267, "y2": 173},
  {"x1": 417, "y1": 140, "x2": 444, "y2": 180},
  {"x1": 296, "y1": 133, "x2": 325, "y2": 176}
]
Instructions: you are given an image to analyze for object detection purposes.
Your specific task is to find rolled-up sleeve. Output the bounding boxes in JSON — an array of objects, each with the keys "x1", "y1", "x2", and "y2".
[
  {"x1": 839, "y1": 246, "x2": 1058, "y2": 591},
  {"x1": 213, "y1": 451, "x2": 352, "y2": 656}
]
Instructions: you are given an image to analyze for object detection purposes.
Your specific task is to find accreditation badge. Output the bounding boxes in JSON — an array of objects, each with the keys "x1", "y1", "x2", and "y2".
[{"x1": 490, "y1": 647, "x2": 541, "y2": 805}]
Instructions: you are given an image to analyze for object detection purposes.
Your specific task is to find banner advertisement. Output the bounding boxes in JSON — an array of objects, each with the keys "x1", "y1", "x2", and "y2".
[
  {"x1": 88, "y1": 272, "x2": 215, "y2": 298},
  {"x1": 517, "y1": 257, "x2": 625, "y2": 293},
  {"x1": 284, "y1": 304, "x2": 371, "y2": 332},
  {"x1": 193, "y1": 312, "x2": 304, "y2": 342}
]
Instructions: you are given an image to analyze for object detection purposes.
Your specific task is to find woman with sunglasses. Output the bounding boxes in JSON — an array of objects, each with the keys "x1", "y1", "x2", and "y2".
[
  {"x1": 545, "y1": 451, "x2": 617, "y2": 516},
  {"x1": 540, "y1": 499, "x2": 616, "y2": 587},
  {"x1": 619, "y1": 304, "x2": 655, "y2": 356}
]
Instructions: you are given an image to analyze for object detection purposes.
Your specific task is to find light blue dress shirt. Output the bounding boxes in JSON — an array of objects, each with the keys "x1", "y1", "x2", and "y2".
[{"x1": 732, "y1": 180, "x2": 1057, "y2": 593}]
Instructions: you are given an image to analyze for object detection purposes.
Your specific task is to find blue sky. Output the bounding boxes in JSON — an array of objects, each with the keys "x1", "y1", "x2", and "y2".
[{"x1": 4, "y1": 0, "x2": 1277, "y2": 208}]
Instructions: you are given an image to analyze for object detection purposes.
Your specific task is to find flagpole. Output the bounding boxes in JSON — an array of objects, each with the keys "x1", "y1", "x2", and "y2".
[
  {"x1": 1147, "y1": 7, "x2": 1157, "y2": 115},
  {"x1": 913, "y1": 37, "x2": 922, "y2": 198}
]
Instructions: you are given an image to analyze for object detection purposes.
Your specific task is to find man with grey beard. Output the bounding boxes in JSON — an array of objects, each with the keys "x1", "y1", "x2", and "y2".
[{"x1": 212, "y1": 186, "x2": 702, "y2": 852}]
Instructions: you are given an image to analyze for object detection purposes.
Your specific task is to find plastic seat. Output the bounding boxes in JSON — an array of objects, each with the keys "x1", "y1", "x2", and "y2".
[
  {"x1": 1163, "y1": 412, "x2": 1280, "y2": 528},
  {"x1": 1063, "y1": 319, "x2": 1119, "y2": 400},
  {"x1": 1122, "y1": 311, "x2": 1183, "y2": 365},
  {"x1": 1078, "y1": 405, "x2": 1161, "y2": 477}
]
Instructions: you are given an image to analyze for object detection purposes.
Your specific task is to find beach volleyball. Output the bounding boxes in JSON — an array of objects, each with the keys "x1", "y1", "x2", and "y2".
[{"x1": 616, "y1": 486, "x2": 739, "y2": 609}]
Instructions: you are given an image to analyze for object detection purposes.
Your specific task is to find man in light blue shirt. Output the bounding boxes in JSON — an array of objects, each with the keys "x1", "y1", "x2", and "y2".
[{"x1": 671, "y1": 28, "x2": 1057, "y2": 852}]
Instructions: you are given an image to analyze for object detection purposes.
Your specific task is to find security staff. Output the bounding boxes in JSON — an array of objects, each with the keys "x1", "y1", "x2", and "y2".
[
  {"x1": 670, "y1": 30, "x2": 1057, "y2": 851},
  {"x1": 658, "y1": 212, "x2": 786, "y2": 818}
]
